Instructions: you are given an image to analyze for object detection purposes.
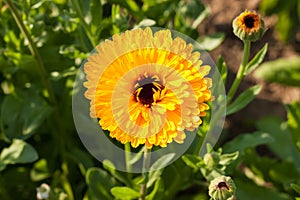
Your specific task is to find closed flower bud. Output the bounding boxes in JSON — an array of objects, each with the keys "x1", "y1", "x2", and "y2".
[
  {"x1": 209, "y1": 176, "x2": 236, "y2": 200},
  {"x1": 232, "y1": 10, "x2": 265, "y2": 42},
  {"x1": 203, "y1": 152, "x2": 219, "y2": 169}
]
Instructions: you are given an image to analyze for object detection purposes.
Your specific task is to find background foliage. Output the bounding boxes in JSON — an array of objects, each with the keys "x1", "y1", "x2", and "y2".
[{"x1": 0, "y1": 0, "x2": 299, "y2": 200}]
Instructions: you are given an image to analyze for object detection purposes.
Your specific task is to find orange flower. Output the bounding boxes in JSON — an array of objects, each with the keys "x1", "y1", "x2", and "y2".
[{"x1": 84, "y1": 27, "x2": 212, "y2": 149}]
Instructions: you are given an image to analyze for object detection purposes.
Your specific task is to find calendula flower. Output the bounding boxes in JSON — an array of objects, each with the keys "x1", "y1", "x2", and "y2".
[
  {"x1": 209, "y1": 176, "x2": 236, "y2": 200},
  {"x1": 233, "y1": 10, "x2": 265, "y2": 42},
  {"x1": 84, "y1": 27, "x2": 212, "y2": 149}
]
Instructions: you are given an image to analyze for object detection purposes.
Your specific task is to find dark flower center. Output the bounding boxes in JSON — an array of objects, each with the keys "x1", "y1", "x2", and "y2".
[
  {"x1": 217, "y1": 182, "x2": 230, "y2": 190},
  {"x1": 133, "y1": 76, "x2": 163, "y2": 107},
  {"x1": 244, "y1": 15, "x2": 255, "y2": 28}
]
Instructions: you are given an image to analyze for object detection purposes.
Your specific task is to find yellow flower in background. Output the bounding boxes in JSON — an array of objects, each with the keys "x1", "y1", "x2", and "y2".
[
  {"x1": 84, "y1": 27, "x2": 212, "y2": 149},
  {"x1": 233, "y1": 10, "x2": 265, "y2": 42}
]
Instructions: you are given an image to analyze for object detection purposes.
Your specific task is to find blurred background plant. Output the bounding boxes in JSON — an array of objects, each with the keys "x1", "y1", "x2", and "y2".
[{"x1": 0, "y1": 0, "x2": 299, "y2": 200}]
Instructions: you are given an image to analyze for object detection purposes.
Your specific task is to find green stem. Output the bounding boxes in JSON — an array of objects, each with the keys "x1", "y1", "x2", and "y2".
[
  {"x1": 4, "y1": 0, "x2": 56, "y2": 106},
  {"x1": 139, "y1": 148, "x2": 151, "y2": 200},
  {"x1": 70, "y1": 0, "x2": 97, "y2": 47},
  {"x1": 227, "y1": 40, "x2": 251, "y2": 104},
  {"x1": 125, "y1": 143, "x2": 132, "y2": 184}
]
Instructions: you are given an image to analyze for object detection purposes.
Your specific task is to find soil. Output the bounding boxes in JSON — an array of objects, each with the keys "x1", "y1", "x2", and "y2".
[{"x1": 198, "y1": 0, "x2": 300, "y2": 139}]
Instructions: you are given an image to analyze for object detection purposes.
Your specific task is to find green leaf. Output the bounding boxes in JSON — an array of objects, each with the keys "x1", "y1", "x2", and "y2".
[
  {"x1": 110, "y1": 187, "x2": 140, "y2": 200},
  {"x1": 219, "y1": 151, "x2": 239, "y2": 166},
  {"x1": 291, "y1": 183, "x2": 300, "y2": 195},
  {"x1": 129, "y1": 146, "x2": 145, "y2": 165},
  {"x1": 226, "y1": 85, "x2": 262, "y2": 115},
  {"x1": 286, "y1": 102, "x2": 300, "y2": 145},
  {"x1": 223, "y1": 131, "x2": 273, "y2": 154},
  {"x1": 235, "y1": 179, "x2": 291, "y2": 200},
  {"x1": 146, "y1": 178, "x2": 164, "y2": 200},
  {"x1": 256, "y1": 116, "x2": 300, "y2": 169},
  {"x1": 134, "y1": 19, "x2": 156, "y2": 29},
  {"x1": 244, "y1": 43, "x2": 268, "y2": 75},
  {"x1": 147, "y1": 153, "x2": 175, "y2": 188},
  {"x1": 254, "y1": 57, "x2": 300, "y2": 86},
  {"x1": 216, "y1": 56, "x2": 228, "y2": 83},
  {"x1": 103, "y1": 160, "x2": 131, "y2": 186},
  {"x1": 0, "y1": 139, "x2": 38, "y2": 171},
  {"x1": 90, "y1": 0, "x2": 102, "y2": 30},
  {"x1": 1, "y1": 93, "x2": 52, "y2": 140},
  {"x1": 85, "y1": 167, "x2": 116, "y2": 200},
  {"x1": 30, "y1": 159, "x2": 50, "y2": 181},
  {"x1": 197, "y1": 32, "x2": 225, "y2": 51},
  {"x1": 181, "y1": 154, "x2": 202, "y2": 170}
]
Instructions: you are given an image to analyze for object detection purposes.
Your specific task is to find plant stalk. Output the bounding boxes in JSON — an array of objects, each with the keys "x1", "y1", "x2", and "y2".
[
  {"x1": 227, "y1": 40, "x2": 251, "y2": 104},
  {"x1": 139, "y1": 148, "x2": 151, "y2": 200},
  {"x1": 4, "y1": 0, "x2": 56, "y2": 106}
]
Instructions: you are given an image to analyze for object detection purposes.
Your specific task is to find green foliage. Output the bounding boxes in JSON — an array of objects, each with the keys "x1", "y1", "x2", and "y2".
[
  {"x1": 226, "y1": 85, "x2": 262, "y2": 115},
  {"x1": 0, "y1": 139, "x2": 38, "y2": 171},
  {"x1": 260, "y1": 0, "x2": 300, "y2": 42},
  {"x1": 254, "y1": 57, "x2": 300, "y2": 87},
  {"x1": 0, "y1": 0, "x2": 299, "y2": 199}
]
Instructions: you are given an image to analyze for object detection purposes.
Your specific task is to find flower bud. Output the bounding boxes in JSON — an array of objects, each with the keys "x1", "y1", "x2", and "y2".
[
  {"x1": 36, "y1": 183, "x2": 51, "y2": 200},
  {"x1": 203, "y1": 152, "x2": 219, "y2": 169},
  {"x1": 208, "y1": 176, "x2": 236, "y2": 200},
  {"x1": 232, "y1": 10, "x2": 265, "y2": 42}
]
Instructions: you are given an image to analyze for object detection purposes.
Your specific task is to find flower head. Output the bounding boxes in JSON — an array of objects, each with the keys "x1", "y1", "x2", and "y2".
[
  {"x1": 209, "y1": 176, "x2": 236, "y2": 200},
  {"x1": 84, "y1": 27, "x2": 212, "y2": 149},
  {"x1": 233, "y1": 10, "x2": 265, "y2": 41}
]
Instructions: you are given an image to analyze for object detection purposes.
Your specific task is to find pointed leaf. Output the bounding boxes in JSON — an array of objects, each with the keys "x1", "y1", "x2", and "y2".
[
  {"x1": 181, "y1": 154, "x2": 202, "y2": 170},
  {"x1": 103, "y1": 160, "x2": 131, "y2": 186},
  {"x1": 110, "y1": 187, "x2": 140, "y2": 200},
  {"x1": 244, "y1": 43, "x2": 268, "y2": 75},
  {"x1": 216, "y1": 56, "x2": 228, "y2": 83},
  {"x1": 146, "y1": 178, "x2": 164, "y2": 200},
  {"x1": 147, "y1": 153, "x2": 175, "y2": 188},
  {"x1": 227, "y1": 85, "x2": 262, "y2": 115}
]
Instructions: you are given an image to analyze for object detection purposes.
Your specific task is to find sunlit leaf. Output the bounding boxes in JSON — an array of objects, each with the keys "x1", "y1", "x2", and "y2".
[
  {"x1": 244, "y1": 43, "x2": 268, "y2": 75},
  {"x1": 0, "y1": 139, "x2": 38, "y2": 171},
  {"x1": 110, "y1": 187, "x2": 140, "y2": 200},
  {"x1": 223, "y1": 131, "x2": 273, "y2": 154},
  {"x1": 30, "y1": 159, "x2": 50, "y2": 181},
  {"x1": 286, "y1": 102, "x2": 300, "y2": 145},
  {"x1": 227, "y1": 85, "x2": 262, "y2": 115},
  {"x1": 254, "y1": 57, "x2": 300, "y2": 86}
]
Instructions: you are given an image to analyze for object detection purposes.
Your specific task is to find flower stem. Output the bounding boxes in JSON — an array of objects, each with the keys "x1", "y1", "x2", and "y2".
[
  {"x1": 125, "y1": 143, "x2": 133, "y2": 185},
  {"x1": 139, "y1": 148, "x2": 151, "y2": 200},
  {"x1": 70, "y1": 0, "x2": 98, "y2": 47},
  {"x1": 227, "y1": 40, "x2": 251, "y2": 104},
  {"x1": 4, "y1": 0, "x2": 56, "y2": 105}
]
